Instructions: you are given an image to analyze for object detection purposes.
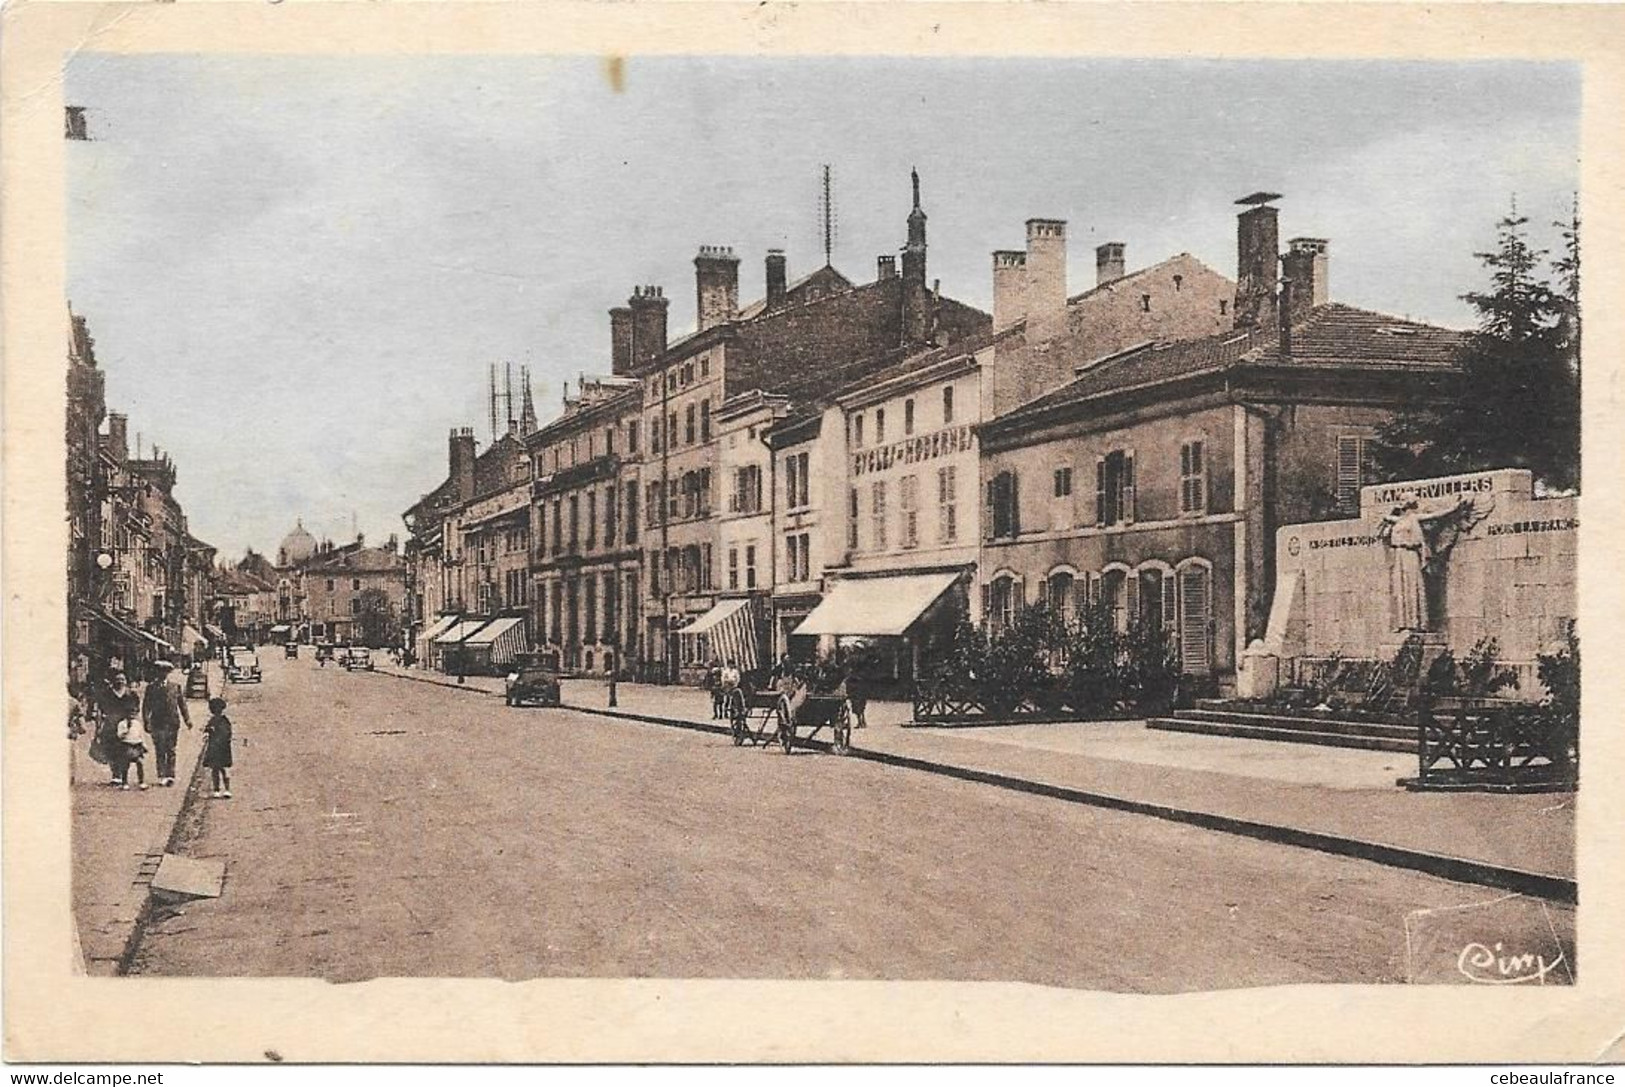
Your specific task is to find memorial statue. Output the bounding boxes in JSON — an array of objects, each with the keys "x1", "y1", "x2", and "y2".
[{"x1": 1379, "y1": 497, "x2": 1462, "y2": 631}]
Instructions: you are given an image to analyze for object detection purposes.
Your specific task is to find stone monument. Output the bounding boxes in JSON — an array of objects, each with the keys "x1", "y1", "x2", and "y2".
[{"x1": 1259, "y1": 469, "x2": 1576, "y2": 700}]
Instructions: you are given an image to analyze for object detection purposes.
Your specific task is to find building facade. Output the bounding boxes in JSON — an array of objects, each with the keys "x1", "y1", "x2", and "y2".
[{"x1": 977, "y1": 197, "x2": 1464, "y2": 691}]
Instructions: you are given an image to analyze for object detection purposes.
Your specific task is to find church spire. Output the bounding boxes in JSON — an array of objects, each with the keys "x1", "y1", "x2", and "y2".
[{"x1": 519, "y1": 366, "x2": 538, "y2": 435}]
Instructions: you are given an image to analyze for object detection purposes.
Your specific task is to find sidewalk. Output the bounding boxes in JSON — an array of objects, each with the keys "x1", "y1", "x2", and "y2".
[
  {"x1": 555, "y1": 679, "x2": 1576, "y2": 892},
  {"x1": 71, "y1": 665, "x2": 215, "y2": 975}
]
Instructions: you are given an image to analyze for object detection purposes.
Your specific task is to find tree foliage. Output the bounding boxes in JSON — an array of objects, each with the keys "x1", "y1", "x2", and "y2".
[
  {"x1": 355, "y1": 587, "x2": 400, "y2": 647},
  {"x1": 1375, "y1": 203, "x2": 1580, "y2": 492}
]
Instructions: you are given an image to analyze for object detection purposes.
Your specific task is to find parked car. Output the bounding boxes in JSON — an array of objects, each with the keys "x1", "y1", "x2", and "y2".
[
  {"x1": 505, "y1": 651, "x2": 562, "y2": 707},
  {"x1": 343, "y1": 646, "x2": 375, "y2": 672},
  {"x1": 315, "y1": 643, "x2": 335, "y2": 666},
  {"x1": 284, "y1": 643, "x2": 299, "y2": 660},
  {"x1": 226, "y1": 647, "x2": 262, "y2": 683}
]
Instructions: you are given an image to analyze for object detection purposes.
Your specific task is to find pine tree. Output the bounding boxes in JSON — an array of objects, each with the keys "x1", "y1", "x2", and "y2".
[{"x1": 1375, "y1": 204, "x2": 1580, "y2": 491}]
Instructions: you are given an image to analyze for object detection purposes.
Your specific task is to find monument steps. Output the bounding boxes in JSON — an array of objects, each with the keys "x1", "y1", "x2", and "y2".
[{"x1": 1146, "y1": 707, "x2": 1419, "y2": 754}]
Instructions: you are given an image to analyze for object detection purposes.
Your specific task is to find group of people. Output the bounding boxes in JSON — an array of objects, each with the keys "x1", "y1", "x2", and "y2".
[
  {"x1": 77, "y1": 659, "x2": 236, "y2": 798},
  {"x1": 702, "y1": 652, "x2": 870, "y2": 728}
]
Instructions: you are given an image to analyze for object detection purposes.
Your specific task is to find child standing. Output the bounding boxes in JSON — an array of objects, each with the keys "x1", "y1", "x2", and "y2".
[
  {"x1": 203, "y1": 696, "x2": 233, "y2": 799},
  {"x1": 115, "y1": 697, "x2": 149, "y2": 791}
]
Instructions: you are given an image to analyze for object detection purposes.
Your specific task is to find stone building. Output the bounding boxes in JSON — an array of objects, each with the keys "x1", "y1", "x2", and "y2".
[
  {"x1": 302, "y1": 539, "x2": 409, "y2": 646},
  {"x1": 976, "y1": 194, "x2": 1466, "y2": 691},
  {"x1": 629, "y1": 172, "x2": 989, "y2": 682},
  {"x1": 526, "y1": 377, "x2": 644, "y2": 676},
  {"x1": 769, "y1": 217, "x2": 1235, "y2": 691}
]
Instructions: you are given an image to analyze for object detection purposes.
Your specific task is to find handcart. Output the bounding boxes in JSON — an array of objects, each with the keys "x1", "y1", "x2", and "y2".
[{"x1": 727, "y1": 680, "x2": 853, "y2": 756}]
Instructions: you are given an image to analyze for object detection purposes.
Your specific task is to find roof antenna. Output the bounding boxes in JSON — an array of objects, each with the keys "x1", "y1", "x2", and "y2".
[
  {"x1": 818, "y1": 164, "x2": 837, "y2": 269},
  {"x1": 488, "y1": 362, "x2": 498, "y2": 444}
]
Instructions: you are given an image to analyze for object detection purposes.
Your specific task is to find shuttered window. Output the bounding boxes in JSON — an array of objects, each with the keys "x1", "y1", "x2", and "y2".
[
  {"x1": 1096, "y1": 451, "x2": 1133, "y2": 525},
  {"x1": 1180, "y1": 440, "x2": 1207, "y2": 514},
  {"x1": 871, "y1": 481, "x2": 888, "y2": 550},
  {"x1": 1178, "y1": 565, "x2": 1212, "y2": 674},
  {"x1": 900, "y1": 475, "x2": 920, "y2": 549},
  {"x1": 1337, "y1": 436, "x2": 1373, "y2": 515},
  {"x1": 938, "y1": 466, "x2": 957, "y2": 543},
  {"x1": 989, "y1": 470, "x2": 1020, "y2": 539}
]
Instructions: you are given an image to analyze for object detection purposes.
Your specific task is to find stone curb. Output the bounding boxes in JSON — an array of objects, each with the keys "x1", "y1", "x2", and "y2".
[
  {"x1": 563, "y1": 703, "x2": 1578, "y2": 907},
  {"x1": 374, "y1": 667, "x2": 500, "y2": 696}
]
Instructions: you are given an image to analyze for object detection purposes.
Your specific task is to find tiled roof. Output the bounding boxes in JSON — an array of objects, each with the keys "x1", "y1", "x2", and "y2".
[
  {"x1": 1063, "y1": 252, "x2": 1222, "y2": 307},
  {"x1": 992, "y1": 303, "x2": 1466, "y2": 429},
  {"x1": 304, "y1": 545, "x2": 406, "y2": 574}
]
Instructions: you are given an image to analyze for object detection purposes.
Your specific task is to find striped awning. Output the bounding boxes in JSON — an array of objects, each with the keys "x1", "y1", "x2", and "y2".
[
  {"x1": 434, "y1": 618, "x2": 489, "y2": 645},
  {"x1": 680, "y1": 597, "x2": 760, "y2": 672},
  {"x1": 462, "y1": 615, "x2": 529, "y2": 666}
]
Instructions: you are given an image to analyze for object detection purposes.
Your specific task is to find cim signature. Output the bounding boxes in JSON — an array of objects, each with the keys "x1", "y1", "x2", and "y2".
[{"x1": 1456, "y1": 941, "x2": 1567, "y2": 985}]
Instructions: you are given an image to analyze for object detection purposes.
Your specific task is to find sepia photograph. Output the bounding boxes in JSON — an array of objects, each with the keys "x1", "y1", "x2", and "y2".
[{"x1": 7, "y1": 0, "x2": 1622, "y2": 1067}]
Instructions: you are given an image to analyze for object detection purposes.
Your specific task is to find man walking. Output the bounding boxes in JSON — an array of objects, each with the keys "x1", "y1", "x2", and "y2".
[{"x1": 142, "y1": 660, "x2": 192, "y2": 786}]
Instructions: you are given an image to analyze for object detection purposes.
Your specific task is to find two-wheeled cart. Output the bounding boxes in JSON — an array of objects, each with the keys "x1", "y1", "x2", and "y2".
[{"x1": 727, "y1": 682, "x2": 853, "y2": 756}]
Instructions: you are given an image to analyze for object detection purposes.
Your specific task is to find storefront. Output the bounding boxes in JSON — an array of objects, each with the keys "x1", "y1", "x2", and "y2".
[
  {"x1": 792, "y1": 571, "x2": 968, "y2": 696},
  {"x1": 677, "y1": 596, "x2": 764, "y2": 676}
]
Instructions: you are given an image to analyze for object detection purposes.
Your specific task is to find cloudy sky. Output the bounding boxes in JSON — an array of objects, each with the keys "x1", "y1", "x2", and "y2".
[{"x1": 66, "y1": 56, "x2": 1579, "y2": 560}]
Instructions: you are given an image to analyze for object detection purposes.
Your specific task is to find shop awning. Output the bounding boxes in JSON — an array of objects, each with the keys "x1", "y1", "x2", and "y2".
[
  {"x1": 680, "y1": 597, "x2": 761, "y2": 671},
  {"x1": 182, "y1": 623, "x2": 207, "y2": 648},
  {"x1": 419, "y1": 614, "x2": 461, "y2": 644},
  {"x1": 793, "y1": 573, "x2": 960, "y2": 638},
  {"x1": 89, "y1": 607, "x2": 150, "y2": 649},
  {"x1": 269, "y1": 624, "x2": 290, "y2": 635},
  {"x1": 204, "y1": 624, "x2": 228, "y2": 642},
  {"x1": 461, "y1": 616, "x2": 529, "y2": 666},
  {"x1": 433, "y1": 618, "x2": 489, "y2": 645},
  {"x1": 136, "y1": 627, "x2": 174, "y2": 652}
]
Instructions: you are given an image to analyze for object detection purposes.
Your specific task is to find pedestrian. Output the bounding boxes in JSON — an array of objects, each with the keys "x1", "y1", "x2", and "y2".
[
  {"x1": 847, "y1": 665, "x2": 869, "y2": 730},
  {"x1": 141, "y1": 659, "x2": 192, "y2": 787},
  {"x1": 93, "y1": 670, "x2": 140, "y2": 786},
  {"x1": 202, "y1": 696, "x2": 233, "y2": 799},
  {"x1": 707, "y1": 658, "x2": 724, "y2": 719},
  {"x1": 108, "y1": 672, "x2": 149, "y2": 791}
]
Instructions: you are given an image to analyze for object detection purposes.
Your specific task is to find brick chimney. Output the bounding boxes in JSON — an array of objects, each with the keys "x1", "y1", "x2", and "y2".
[
  {"x1": 105, "y1": 412, "x2": 128, "y2": 463},
  {"x1": 991, "y1": 250, "x2": 1027, "y2": 332},
  {"x1": 765, "y1": 250, "x2": 788, "y2": 311},
  {"x1": 449, "y1": 427, "x2": 477, "y2": 502},
  {"x1": 628, "y1": 285, "x2": 668, "y2": 367},
  {"x1": 1233, "y1": 193, "x2": 1281, "y2": 330},
  {"x1": 1096, "y1": 242, "x2": 1126, "y2": 286},
  {"x1": 1024, "y1": 218, "x2": 1068, "y2": 338},
  {"x1": 1282, "y1": 237, "x2": 1329, "y2": 325},
  {"x1": 876, "y1": 254, "x2": 897, "y2": 280},
  {"x1": 610, "y1": 305, "x2": 634, "y2": 374},
  {"x1": 694, "y1": 247, "x2": 740, "y2": 331}
]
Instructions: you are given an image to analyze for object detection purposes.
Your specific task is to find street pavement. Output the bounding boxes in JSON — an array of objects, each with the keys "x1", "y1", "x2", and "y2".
[{"x1": 126, "y1": 653, "x2": 1575, "y2": 989}]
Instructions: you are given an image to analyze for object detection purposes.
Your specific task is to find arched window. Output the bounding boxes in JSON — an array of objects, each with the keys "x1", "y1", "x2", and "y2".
[
  {"x1": 1101, "y1": 568, "x2": 1129, "y2": 633},
  {"x1": 985, "y1": 574, "x2": 1021, "y2": 636}
]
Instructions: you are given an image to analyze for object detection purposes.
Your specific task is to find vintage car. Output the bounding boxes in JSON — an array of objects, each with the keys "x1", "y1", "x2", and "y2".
[
  {"x1": 284, "y1": 642, "x2": 299, "y2": 660},
  {"x1": 343, "y1": 646, "x2": 375, "y2": 672},
  {"x1": 226, "y1": 647, "x2": 262, "y2": 683},
  {"x1": 504, "y1": 651, "x2": 562, "y2": 707},
  {"x1": 314, "y1": 642, "x2": 336, "y2": 666}
]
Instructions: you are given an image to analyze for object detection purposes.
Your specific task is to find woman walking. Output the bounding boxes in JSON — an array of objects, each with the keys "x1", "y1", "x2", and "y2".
[{"x1": 94, "y1": 671, "x2": 141, "y2": 788}]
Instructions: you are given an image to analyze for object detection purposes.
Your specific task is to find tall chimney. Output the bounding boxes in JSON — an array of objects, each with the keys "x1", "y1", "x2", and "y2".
[
  {"x1": 1024, "y1": 218, "x2": 1068, "y2": 338},
  {"x1": 1284, "y1": 237, "x2": 1329, "y2": 315},
  {"x1": 105, "y1": 412, "x2": 128, "y2": 463},
  {"x1": 1095, "y1": 242, "x2": 1126, "y2": 286},
  {"x1": 694, "y1": 247, "x2": 740, "y2": 331},
  {"x1": 449, "y1": 427, "x2": 477, "y2": 502},
  {"x1": 628, "y1": 285, "x2": 669, "y2": 367},
  {"x1": 765, "y1": 249, "x2": 788, "y2": 310},
  {"x1": 610, "y1": 305, "x2": 634, "y2": 374},
  {"x1": 1233, "y1": 193, "x2": 1281, "y2": 330},
  {"x1": 876, "y1": 254, "x2": 897, "y2": 280},
  {"x1": 991, "y1": 250, "x2": 1027, "y2": 332}
]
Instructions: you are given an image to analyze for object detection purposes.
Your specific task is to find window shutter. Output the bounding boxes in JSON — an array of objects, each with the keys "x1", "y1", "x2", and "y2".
[
  {"x1": 1035, "y1": 576, "x2": 1050, "y2": 611},
  {"x1": 1009, "y1": 470, "x2": 1020, "y2": 536},
  {"x1": 1095, "y1": 458, "x2": 1106, "y2": 526},
  {"x1": 1123, "y1": 451, "x2": 1137, "y2": 523},
  {"x1": 1336, "y1": 436, "x2": 1362, "y2": 513},
  {"x1": 1179, "y1": 566, "x2": 1212, "y2": 673},
  {"x1": 981, "y1": 582, "x2": 991, "y2": 625},
  {"x1": 985, "y1": 477, "x2": 996, "y2": 540},
  {"x1": 1013, "y1": 577, "x2": 1026, "y2": 620},
  {"x1": 1126, "y1": 574, "x2": 1140, "y2": 628},
  {"x1": 1162, "y1": 572, "x2": 1177, "y2": 631}
]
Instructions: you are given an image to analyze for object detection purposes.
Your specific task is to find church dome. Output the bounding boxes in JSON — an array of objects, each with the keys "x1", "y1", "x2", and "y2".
[{"x1": 277, "y1": 519, "x2": 318, "y2": 566}]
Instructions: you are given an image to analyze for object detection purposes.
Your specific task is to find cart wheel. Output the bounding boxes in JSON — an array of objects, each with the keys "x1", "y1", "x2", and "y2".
[
  {"x1": 832, "y1": 703, "x2": 853, "y2": 756},
  {"x1": 730, "y1": 713, "x2": 746, "y2": 746},
  {"x1": 776, "y1": 696, "x2": 795, "y2": 754}
]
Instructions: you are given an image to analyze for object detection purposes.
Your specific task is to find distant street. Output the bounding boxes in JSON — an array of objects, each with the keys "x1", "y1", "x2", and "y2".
[{"x1": 132, "y1": 653, "x2": 1571, "y2": 990}]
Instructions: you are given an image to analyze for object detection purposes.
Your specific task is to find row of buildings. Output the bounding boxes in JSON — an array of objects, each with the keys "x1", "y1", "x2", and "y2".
[
  {"x1": 67, "y1": 308, "x2": 219, "y2": 679},
  {"x1": 401, "y1": 178, "x2": 1463, "y2": 693}
]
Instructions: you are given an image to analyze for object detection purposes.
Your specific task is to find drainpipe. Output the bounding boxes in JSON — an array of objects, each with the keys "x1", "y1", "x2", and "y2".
[{"x1": 759, "y1": 423, "x2": 777, "y2": 661}]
